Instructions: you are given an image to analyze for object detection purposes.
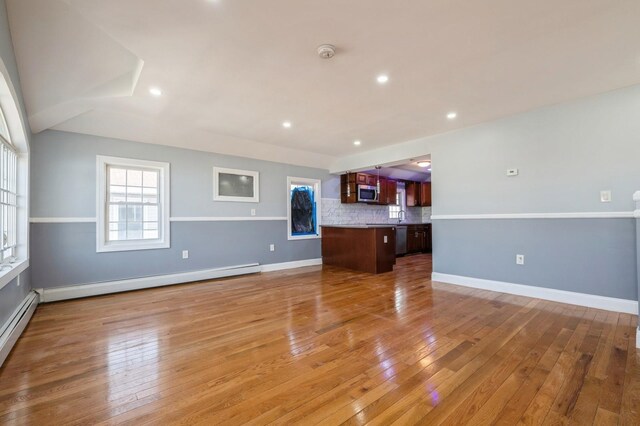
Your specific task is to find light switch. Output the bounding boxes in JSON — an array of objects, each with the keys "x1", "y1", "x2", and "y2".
[
  {"x1": 384, "y1": 235, "x2": 388, "y2": 243},
  {"x1": 251, "y1": 209, "x2": 256, "y2": 216},
  {"x1": 507, "y1": 169, "x2": 519, "y2": 177}
]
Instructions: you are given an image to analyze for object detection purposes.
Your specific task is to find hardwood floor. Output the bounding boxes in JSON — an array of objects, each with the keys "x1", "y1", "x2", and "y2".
[{"x1": 0, "y1": 254, "x2": 638, "y2": 425}]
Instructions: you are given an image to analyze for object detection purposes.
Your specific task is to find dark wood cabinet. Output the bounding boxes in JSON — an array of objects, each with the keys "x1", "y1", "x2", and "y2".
[
  {"x1": 406, "y1": 182, "x2": 420, "y2": 207},
  {"x1": 377, "y1": 177, "x2": 388, "y2": 205},
  {"x1": 387, "y1": 180, "x2": 398, "y2": 205},
  {"x1": 340, "y1": 173, "x2": 398, "y2": 205},
  {"x1": 420, "y1": 182, "x2": 432, "y2": 207},
  {"x1": 340, "y1": 173, "x2": 357, "y2": 204},
  {"x1": 406, "y1": 224, "x2": 432, "y2": 254}
]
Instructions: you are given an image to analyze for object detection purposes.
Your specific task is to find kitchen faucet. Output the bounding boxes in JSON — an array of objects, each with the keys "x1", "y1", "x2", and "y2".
[{"x1": 397, "y1": 209, "x2": 406, "y2": 223}]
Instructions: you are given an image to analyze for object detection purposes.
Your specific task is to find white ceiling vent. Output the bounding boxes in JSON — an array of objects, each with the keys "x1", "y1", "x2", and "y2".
[{"x1": 317, "y1": 44, "x2": 336, "y2": 59}]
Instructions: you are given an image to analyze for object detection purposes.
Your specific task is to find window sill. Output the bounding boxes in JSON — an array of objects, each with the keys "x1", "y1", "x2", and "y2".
[
  {"x1": 0, "y1": 258, "x2": 29, "y2": 292},
  {"x1": 97, "y1": 240, "x2": 170, "y2": 253},
  {"x1": 287, "y1": 234, "x2": 321, "y2": 241}
]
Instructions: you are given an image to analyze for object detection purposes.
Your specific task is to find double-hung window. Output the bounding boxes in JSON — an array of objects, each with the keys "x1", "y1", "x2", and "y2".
[
  {"x1": 0, "y1": 107, "x2": 16, "y2": 263},
  {"x1": 97, "y1": 156, "x2": 170, "y2": 252}
]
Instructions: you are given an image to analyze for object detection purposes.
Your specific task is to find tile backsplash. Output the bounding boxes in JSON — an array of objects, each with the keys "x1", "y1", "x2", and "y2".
[{"x1": 321, "y1": 198, "x2": 431, "y2": 225}]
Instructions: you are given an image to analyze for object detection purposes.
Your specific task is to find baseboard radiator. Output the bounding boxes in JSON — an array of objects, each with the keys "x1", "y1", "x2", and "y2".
[
  {"x1": 37, "y1": 263, "x2": 263, "y2": 303},
  {"x1": 0, "y1": 291, "x2": 39, "y2": 367}
]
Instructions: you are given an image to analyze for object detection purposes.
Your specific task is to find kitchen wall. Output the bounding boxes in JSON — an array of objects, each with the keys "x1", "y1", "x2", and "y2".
[
  {"x1": 30, "y1": 130, "x2": 338, "y2": 289},
  {"x1": 331, "y1": 84, "x2": 640, "y2": 304},
  {"x1": 0, "y1": 0, "x2": 32, "y2": 327},
  {"x1": 321, "y1": 199, "x2": 430, "y2": 225}
]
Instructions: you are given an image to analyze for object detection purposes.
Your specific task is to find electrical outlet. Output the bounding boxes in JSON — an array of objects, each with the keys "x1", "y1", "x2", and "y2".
[
  {"x1": 384, "y1": 235, "x2": 388, "y2": 243},
  {"x1": 269, "y1": 244, "x2": 275, "y2": 252},
  {"x1": 182, "y1": 250, "x2": 189, "y2": 259},
  {"x1": 516, "y1": 254, "x2": 525, "y2": 265},
  {"x1": 507, "y1": 168, "x2": 519, "y2": 177},
  {"x1": 600, "y1": 190, "x2": 612, "y2": 203},
  {"x1": 251, "y1": 208, "x2": 256, "y2": 216}
]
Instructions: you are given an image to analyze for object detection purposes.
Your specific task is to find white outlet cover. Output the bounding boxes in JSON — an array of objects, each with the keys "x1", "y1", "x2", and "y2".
[
  {"x1": 600, "y1": 190, "x2": 612, "y2": 203},
  {"x1": 251, "y1": 209, "x2": 256, "y2": 216},
  {"x1": 516, "y1": 254, "x2": 525, "y2": 265},
  {"x1": 269, "y1": 244, "x2": 275, "y2": 252},
  {"x1": 182, "y1": 250, "x2": 189, "y2": 259},
  {"x1": 507, "y1": 168, "x2": 519, "y2": 177}
]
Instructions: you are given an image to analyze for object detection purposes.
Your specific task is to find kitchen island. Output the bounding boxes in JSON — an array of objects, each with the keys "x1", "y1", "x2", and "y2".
[{"x1": 321, "y1": 225, "x2": 396, "y2": 274}]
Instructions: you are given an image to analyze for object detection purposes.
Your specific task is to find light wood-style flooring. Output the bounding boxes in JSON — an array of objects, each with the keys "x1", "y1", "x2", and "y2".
[{"x1": 0, "y1": 254, "x2": 638, "y2": 425}]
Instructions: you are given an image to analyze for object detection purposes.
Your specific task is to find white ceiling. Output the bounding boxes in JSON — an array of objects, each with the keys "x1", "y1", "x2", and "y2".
[{"x1": 7, "y1": 0, "x2": 640, "y2": 169}]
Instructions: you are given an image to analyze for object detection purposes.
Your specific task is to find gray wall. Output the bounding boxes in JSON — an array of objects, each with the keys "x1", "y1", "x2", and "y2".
[
  {"x1": 0, "y1": 0, "x2": 32, "y2": 325},
  {"x1": 429, "y1": 86, "x2": 640, "y2": 302},
  {"x1": 30, "y1": 130, "x2": 338, "y2": 289},
  {"x1": 434, "y1": 219, "x2": 636, "y2": 300},
  {"x1": 0, "y1": 274, "x2": 30, "y2": 326},
  {"x1": 430, "y1": 85, "x2": 640, "y2": 215}
]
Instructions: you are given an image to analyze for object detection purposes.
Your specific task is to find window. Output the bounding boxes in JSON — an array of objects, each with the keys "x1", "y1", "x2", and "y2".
[
  {"x1": 287, "y1": 177, "x2": 321, "y2": 240},
  {"x1": 97, "y1": 156, "x2": 170, "y2": 252},
  {"x1": 0, "y1": 107, "x2": 16, "y2": 263},
  {"x1": 389, "y1": 188, "x2": 407, "y2": 220}
]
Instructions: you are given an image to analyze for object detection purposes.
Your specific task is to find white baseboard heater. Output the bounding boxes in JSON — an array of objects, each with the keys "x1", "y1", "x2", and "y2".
[
  {"x1": 37, "y1": 263, "x2": 263, "y2": 303},
  {"x1": 0, "y1": 291, "x2": 39, "y2": 367}
]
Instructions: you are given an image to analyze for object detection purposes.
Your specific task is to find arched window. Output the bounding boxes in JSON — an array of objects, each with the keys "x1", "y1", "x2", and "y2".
[{"x1": 0, "y1": 105, "x2": 17, "y2": 262}]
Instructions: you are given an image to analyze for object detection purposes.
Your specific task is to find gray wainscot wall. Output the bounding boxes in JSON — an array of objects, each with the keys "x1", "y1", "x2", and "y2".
[
  {"x1": 30, "y1": 130, "x2": 340, "y2": 289},
  {"x1": 428, "y1": 85, "x2": 640, "y2": 306}
]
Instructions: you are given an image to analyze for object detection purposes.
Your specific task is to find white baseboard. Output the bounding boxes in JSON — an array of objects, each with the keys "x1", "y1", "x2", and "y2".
[
  {"x1": 261, "y1": 258, "x2": 322, "y2": 272},
  {"x1": 36, "y1": 259, "x2": 324, "y2": 303},
  {"x1": 37, "y1": 263, "x2": 262, "y2": 303},
  {"x1": 0, "y1": 291, "x2": 39, "y2": 367},
  {"x1": 431, "y1": 272, "x2": 638, "y2": 315}
]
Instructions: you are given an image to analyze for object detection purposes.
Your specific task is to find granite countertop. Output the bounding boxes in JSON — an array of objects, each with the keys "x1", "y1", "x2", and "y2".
[
  {"x1": 321, "y1": 224, "x2": 398, "y2": 229},
  {"x1": 321, "y1": 223, "x2": 431, "y2": 229}
]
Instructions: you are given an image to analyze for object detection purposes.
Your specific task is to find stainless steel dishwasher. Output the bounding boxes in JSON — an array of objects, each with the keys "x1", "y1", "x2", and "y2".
[{"x1": 396, "y1": 225, "x2": 407, "y2": 255}]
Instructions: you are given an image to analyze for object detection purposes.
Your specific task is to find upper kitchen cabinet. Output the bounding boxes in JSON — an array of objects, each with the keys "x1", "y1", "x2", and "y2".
[
  {"x1": 406, "y1": 181, "x2": 420, "y2": 207},
  {"x1": 340, "y1": 173, "x2": 397, "y2": 205},
  {"x1": 420, "y1": 182, "x2": 432, "y2": 207},
  {"x1": 377, "y1": 176, "x2": 388, "y2": 205},
  {"x1": 340, "y1": 173, "x2": 357, "y2": 203},
  {"x1": 386, "y1": 179, "x2": 398, "y2": 205},
  {"x1": 407, "y1": 181, "x2": 431, "y2": 207}
]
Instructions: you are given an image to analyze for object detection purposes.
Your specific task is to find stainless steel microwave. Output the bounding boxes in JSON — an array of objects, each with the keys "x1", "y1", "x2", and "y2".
[{"x1": 357, "y1": 185, "x2": 378, "y2": 202}]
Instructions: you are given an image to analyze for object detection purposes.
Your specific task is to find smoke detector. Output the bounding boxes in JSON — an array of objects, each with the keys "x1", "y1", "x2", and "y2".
[{"x1": 317, "y1": 44, "x2": 336, "y2": 59}]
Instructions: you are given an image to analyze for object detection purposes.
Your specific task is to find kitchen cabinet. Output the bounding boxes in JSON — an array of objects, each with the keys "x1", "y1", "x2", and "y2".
[
  {"x1": 357, "y1": 173, "x2": 378, "y2": 186},
  {"x1": 377, "y1": 177, "x2": 388, "y2": 205},
  {"x1": 406, "y1": 224, "x2": 432, "y2": 254},
  {"x1": 340, "y1": 173, "x2": 357, "y2": 204},
  {"x1": 406, "y1": 182, "x2": 420, "y2": 207},
  {"x1": 340, "y1": 173, "x2": 397, "y2": 205},
  {"x1": 387, "y1": 180, "x2": 398, "y2": 205},
  {"x1": 420, "y1": 182, "x2": 432, "y2": 207}
]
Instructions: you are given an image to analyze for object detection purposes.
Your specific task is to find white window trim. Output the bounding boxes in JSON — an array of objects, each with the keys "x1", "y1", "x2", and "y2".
[
  {"x1": 96, "y1": 155, "x2": 170, "y2": 253},
  {"x1": 213, "y1": 167, "x2": 260, "y2": 203},
  {"x1": 287, "y1": 176, "x2": 321, "y2": 241}
]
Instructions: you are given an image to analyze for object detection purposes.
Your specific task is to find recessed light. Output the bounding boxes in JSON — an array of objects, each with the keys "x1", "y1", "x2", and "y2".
[
  {"x1": 417, "y1": 161, "x2": 431, "y2": 168},
  {"x1": 149, "y1": 87, "x2": 163, "y2": 97},
  {"x1": 376, "y1": 74, "x2": 389, "y2": 84},
  {"x1": 447, "y1": 111, "x2": 457, "y2": 120},
  {"x1": 353, "y1": 140, "x2": 362, "y2": 146},
  {"x1": 282, "y1": 121, "x2": 292, "y2": 128}
]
